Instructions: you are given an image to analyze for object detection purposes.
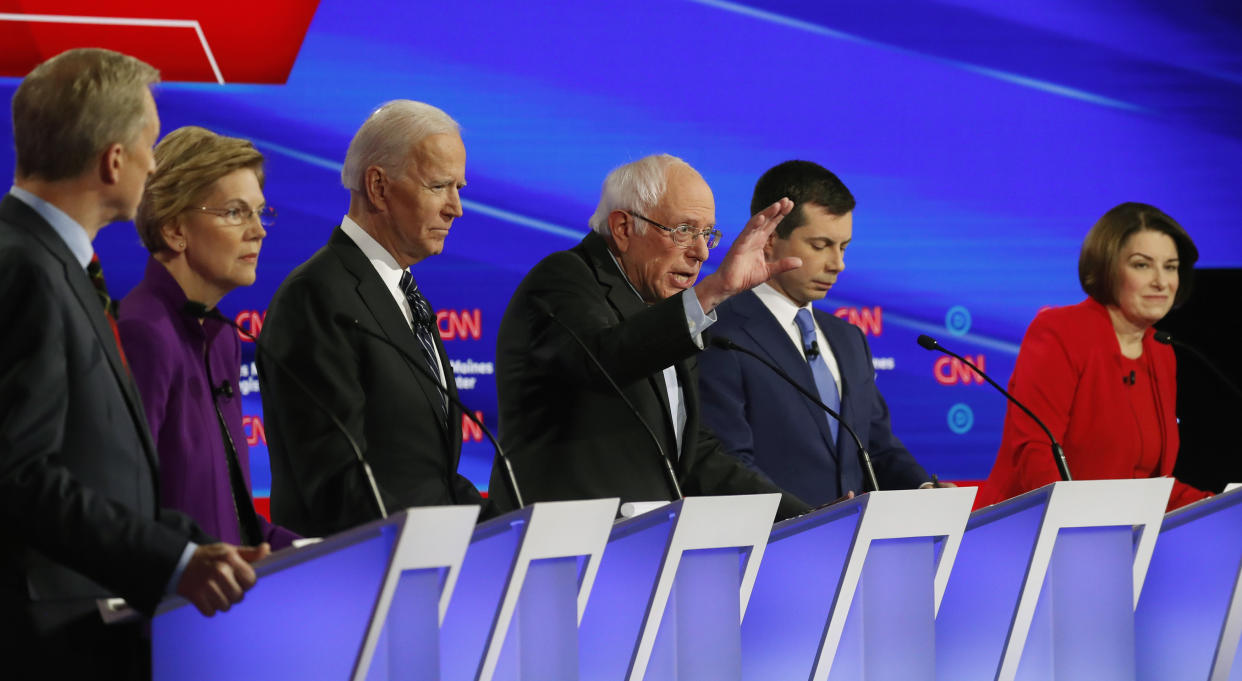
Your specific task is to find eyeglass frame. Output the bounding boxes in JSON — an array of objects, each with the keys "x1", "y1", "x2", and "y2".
[
  {"x1": 627, "y1": 211, "x2": 722, "y2": 249},
  {"x1": 195, "y1": 204, "x2": 277, "y2": 228}
]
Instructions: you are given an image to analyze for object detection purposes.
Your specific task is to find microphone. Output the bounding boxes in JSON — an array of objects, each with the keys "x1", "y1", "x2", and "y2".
[
  {"x1": 1154, "y1": 331, "x2": 1242, "y2": 400},
  {"x1": 529, "y1": 296, "x2": 683, "y2": 500},
  {"x1": 916, "y1": 334, "x2": 1072, "y2": 481},
  {"x1": 182, "y1": 302, "x2": 389, "y2": 519},
  {"x1": 705, "y1": 333, "x2": 881, "y2": 493},
  {"x1": 1123, "y1": 370, "x2": 1136, "y2": 386},
  {"x1": 212, "y1": 380, "x2": 234, "y2": 398},
  {"x1": 332, "y1": 313, "x2": 525, "y2": 509}
]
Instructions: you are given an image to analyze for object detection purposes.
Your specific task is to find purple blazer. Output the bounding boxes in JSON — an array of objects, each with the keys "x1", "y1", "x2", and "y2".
[{"x1": 118, "y1": 257, "x2": 298, "y2": 548}]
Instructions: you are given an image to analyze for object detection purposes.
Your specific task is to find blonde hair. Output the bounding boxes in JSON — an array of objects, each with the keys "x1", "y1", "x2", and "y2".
[
  {"x1": 12, "y1": 48, "x2": 159, "y2": 181},
  {"x1": 135, "y1": 126, "x2": 265, "y2": 253}
]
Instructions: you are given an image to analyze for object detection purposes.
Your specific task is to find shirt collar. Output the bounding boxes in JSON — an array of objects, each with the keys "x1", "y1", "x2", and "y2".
[
  {"x1": 607, "y1": 249, "x2": 648, "y2": 304},
  {"x1": 340, "y1": 214, "x2": 408, "y2": 286},
  {"x1": 8, "y1": 185, "x2": 94, "y2": 268},
  {"x1": 753, "y1": 282, "x2": 813, "y2": 330}
]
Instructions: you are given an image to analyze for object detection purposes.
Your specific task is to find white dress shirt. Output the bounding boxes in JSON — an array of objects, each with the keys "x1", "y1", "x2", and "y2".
[
  {"x1": 752, "y1": 282, "x2": 843, "y2": 388},
  {"x1": 339, "y1": 215, "x2": 446, "y2": 388}
]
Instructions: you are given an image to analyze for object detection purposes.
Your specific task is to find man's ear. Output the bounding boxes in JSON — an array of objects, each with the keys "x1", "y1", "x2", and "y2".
[
  {"x1": 763, "y1": 231, "x2": 779, "y2": 261},
  {"x1": 364, "y1": 166, "x2": 388, "y2": 212},
  {"x1": 608, "y1": 210, "x2": 634, "y2": 253},
  {"x1": 99, "y1": 143, "x2": 125, "y2": 185}
]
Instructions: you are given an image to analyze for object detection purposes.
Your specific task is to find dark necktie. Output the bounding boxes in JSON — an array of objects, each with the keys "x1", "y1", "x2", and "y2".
[
  {"x1": 399, "y1": 270, "x2": 448, "y2": 421},
  {"x1": 794, "y1": 308, "x2": 840, "y2": 445},
  {"x1": 86, "y1": 254, "x2": 129, "y2": 369}
]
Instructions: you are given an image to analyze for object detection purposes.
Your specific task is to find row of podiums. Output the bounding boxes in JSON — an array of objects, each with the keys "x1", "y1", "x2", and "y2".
[{"x1": 152, "y1": 480, "x2": 1242, "y2": 681}]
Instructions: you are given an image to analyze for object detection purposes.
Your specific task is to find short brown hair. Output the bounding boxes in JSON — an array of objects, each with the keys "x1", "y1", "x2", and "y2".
[
  {"x1": 135, "y1": 126, "x2": 265, "y2": 253},
  {"x1": 1079, "y1": 202, "x2": 1197, "y2": 307},
  {"x1": 12, "y1": 48, "x2": 159, "y2": 181}
]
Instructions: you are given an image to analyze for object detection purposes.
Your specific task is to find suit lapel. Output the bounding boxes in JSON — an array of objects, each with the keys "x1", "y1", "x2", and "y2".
[
  {"x1": 581, "y1": 234, "x2": 680, "y2": 460},
  {"x1": 329, "y1": 229, "x2": 451, "y2": 441},
  {"x1": 734, "y1": 291, "x2": 838, "y2": 455},
  {"x1": 4, "y1": 196, "x2": 163, "y2": 479}
]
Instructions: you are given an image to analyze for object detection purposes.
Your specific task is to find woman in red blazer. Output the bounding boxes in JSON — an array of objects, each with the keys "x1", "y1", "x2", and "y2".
[{"x1": 976, "y1": 202, "x2": 1212, "y2": 511}]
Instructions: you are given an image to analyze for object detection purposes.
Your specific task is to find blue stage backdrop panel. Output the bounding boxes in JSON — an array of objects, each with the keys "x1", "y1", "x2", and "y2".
[{"x1": 2, "y1": 0, "x2": 1239, "y2": 497}]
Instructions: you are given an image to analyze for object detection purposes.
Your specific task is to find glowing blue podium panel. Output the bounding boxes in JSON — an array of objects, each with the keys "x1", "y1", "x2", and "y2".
[
  {"x1": 1136, "y1": 486, "x2": 1242, "y2": 681},
  {"x1": 578, "y1": 494, "x2": 781, "y2": 681},
  {"x1": 152, "y1": 506, "x2": 480, "y2": 681},
  {"x1": 741, "y1": 487, "x2": 976, "y2": 681},
  {"x1": 937, "y1": 479, "x2": 1172, "y2": 681},
  {"x1": 439, "y1": 498, "x2": 619, "y2": 681}
]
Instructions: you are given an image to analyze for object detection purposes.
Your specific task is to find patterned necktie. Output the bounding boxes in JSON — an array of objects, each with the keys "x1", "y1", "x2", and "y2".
[
  {"x1": 399, "y1": 270, "x2": 448, "y2": 421},
  {"x1": 794, "y1": 308, "x2": 840, "y2": 445},
  {"x1": 87, "y1": 254, "x2": 129, "y2": 369}
]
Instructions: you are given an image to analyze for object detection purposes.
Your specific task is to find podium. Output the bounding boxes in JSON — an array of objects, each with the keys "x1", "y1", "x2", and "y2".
[
  {"x1": 439, "y1": 498, "x2": 619, "y2": 681},
  {"x1": 937, "y1": 479, "x2": 1173, "y2": 681},
  {"x1": 1136, "y1": 486, "x2": 1242, "y2": 680},
  {"x1": 578, "y1": 494, "x2": 781, "y2": 681},
  {"x1": 152, "y1": 505, "x2": 480, "y2": 681},
  {"x1": 741, "y1": 487, "x2": 976, "y2": 681}
]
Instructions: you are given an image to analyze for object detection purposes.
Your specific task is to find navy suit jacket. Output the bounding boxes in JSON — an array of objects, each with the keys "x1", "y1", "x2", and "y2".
[{"x1": 699, "y1": 290, "x2": 928, "y2": 504}]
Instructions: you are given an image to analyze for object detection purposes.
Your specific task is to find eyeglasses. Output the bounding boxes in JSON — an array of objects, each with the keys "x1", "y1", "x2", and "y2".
[
  {"x1": 628, "y1": 212, "x2": 722, "y2": 249},
  {"x1": 196, "y1": 205, "x2": 276, "y2": 227}
]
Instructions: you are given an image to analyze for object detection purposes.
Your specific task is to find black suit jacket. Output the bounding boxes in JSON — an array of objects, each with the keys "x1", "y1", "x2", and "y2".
[
  {"x1": 0, "y1": 195, "x2": 206, "y2": 634},
  {"x1": 259, "y1": 226, "x2": 483, "y2": 537},
  {"x1": 699, "y1": 290, "x2": 929, "y2": 505},
  {"x1": 488, "y1": 232, "x2": 808, "y2": 519}
]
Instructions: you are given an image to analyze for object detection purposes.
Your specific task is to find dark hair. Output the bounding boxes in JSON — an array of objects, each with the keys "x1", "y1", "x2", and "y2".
[
  {"x1": 1078, "y1": 202, "x2": 1197, "y2": 307},
  {"x1": 750, "y1": 160, "x2": 855, "y2": 238}
]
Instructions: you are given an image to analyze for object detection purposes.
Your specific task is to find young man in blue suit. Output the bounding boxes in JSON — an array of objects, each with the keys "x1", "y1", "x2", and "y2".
[{"x1": 698, "y1": 161, "x2": 945, "y2": 505}]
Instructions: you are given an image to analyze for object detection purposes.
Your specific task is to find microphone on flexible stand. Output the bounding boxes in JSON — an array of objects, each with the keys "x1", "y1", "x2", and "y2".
[
  {"x1": 705, "y1": 333, "x2": 881, "y2": 493},
  {"x1": 1154, "y1": 331, "x2": 1242, "y2": 400},
  {"x1": 333, "y1": 314, "x2": 525, "y2": 509},
  {"x1": 530, "y1": 296, "x2": 683, "y2": 501},
  {"x1": 182, "y1": 302, "x2": 389, "y2": 519},
  {"x1": 916, "y1": 334, "x2": 1072, "y2": 482}
]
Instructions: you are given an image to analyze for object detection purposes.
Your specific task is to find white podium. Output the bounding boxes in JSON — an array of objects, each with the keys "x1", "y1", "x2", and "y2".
[
  {"x1": 1136, "y1": 485, "x2": 1242, "y2": 681},
  {"x1": 578, "y1": 494, "x2": 781, "y2": 681},
  {"x1": 937, "y1": 479, "x2": 1172, "y2": 681},
  {"x1": 439, "y1": 498, "x2": 619, "y2": 681},
  {"x1": 152, "y1": 505, "x2": 480, "y2": 681},
  {"x1": 741, "y1": 487, "x2": 975, "y2": 681}
]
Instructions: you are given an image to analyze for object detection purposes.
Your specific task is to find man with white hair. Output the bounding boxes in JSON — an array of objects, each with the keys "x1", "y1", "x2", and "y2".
[
  {"x1": 260, "y1": 100, "x2": 484, "y2": 537},
  {"x1": 489, "y1": 154, "x2": 811, "y2": 519}
]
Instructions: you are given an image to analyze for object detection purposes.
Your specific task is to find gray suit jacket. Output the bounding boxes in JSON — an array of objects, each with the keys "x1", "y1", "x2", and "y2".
[{"x1": 0, "y1": 194, "x2": 205, "y2": 634}]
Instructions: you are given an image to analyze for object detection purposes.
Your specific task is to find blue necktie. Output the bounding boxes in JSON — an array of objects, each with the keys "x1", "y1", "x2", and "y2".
[
  {"x1": 399, "y1": 270, "x2": 448, "y2": 422},
  {"x1": 795, "y1": 308, "x2": 840, "y2": 445}
]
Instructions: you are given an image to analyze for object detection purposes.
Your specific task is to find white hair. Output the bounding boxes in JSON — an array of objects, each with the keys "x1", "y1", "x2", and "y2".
[
  {"x1": 588, "y1": 153, "x2": 691, "y2": 236},
  {"x1": 341, "y1": 99, "x2": 460, "y2": 192}
]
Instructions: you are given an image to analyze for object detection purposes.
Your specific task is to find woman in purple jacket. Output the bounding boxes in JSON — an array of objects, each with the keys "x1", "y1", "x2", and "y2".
[{"x1": 118, "y1": 126, "x2": 298, "y2": 549}]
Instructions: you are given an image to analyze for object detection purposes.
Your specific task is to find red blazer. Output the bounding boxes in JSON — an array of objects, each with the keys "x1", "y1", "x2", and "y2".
[{"x1": 976, "y1": 298, "x2": 1210, "y2": 511}]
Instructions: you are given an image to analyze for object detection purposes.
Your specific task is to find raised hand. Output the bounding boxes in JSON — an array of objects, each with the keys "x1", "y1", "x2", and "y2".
[{"x1": 694, "y1": 198, "x2": 799, "y2": 312}]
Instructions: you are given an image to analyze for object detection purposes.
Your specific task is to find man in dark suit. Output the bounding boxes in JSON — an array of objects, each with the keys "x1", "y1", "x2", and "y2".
[
  {"x1": 699, "y1": 160, "x2": 944, "y2": 505},
  {"x1": 489, "y1": 154, "x2": 809, "y2": 519},
  {"x1": 0, "y1": 48, "x2": 267, "y2": 679},
  {"x1": 260, "y1": 100, "x2": 484, "y2": 538}
]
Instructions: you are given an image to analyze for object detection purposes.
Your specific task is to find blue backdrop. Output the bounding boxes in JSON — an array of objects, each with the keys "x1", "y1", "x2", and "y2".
[{"x1": 3, "y1": 0, "x2": 1240, "y2": 494}]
